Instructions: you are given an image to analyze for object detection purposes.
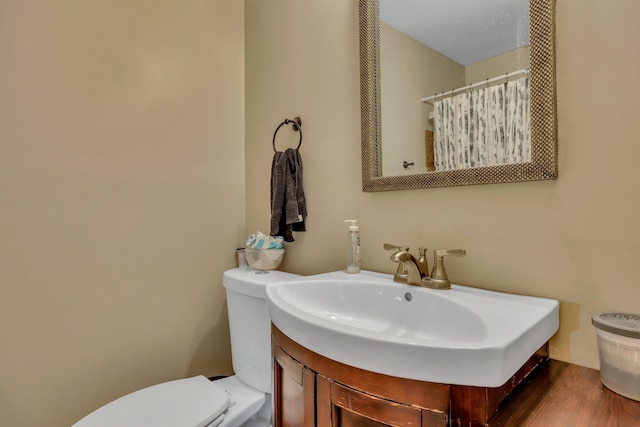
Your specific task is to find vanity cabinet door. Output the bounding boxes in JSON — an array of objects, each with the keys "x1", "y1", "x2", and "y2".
[
  {"x1": 317, "y1": 375, "x2": 436, "y2": 426},
  {"x1": 273, "y1": 343, "x2": 315, "y2": 427}
]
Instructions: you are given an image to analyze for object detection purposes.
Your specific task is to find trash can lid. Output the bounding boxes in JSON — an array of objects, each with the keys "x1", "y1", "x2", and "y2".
[{"x1": 592, "y1": 313, "x2": 640, "y2": 339}]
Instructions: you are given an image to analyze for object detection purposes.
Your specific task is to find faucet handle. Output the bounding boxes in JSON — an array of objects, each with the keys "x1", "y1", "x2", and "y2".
[
  {"x1": 434, "y1": 249, "x2": 466, "y2": 259},
  {"x1": 430, "y1": 249, "x2": 466, "y2": 283},
  {"x1": 383, "y1": 243, "x2": 409, "y2": 252}
]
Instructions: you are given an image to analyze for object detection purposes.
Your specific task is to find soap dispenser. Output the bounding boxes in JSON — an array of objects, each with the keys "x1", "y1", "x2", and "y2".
[{"x1": 344, "y1": 220, "x2": 361, "y2": 273}]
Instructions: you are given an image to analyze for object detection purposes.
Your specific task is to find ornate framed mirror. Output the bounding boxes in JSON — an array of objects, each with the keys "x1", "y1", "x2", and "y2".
[{"x1": 360, "y1": 0, "x2": 557, "y2": 191}]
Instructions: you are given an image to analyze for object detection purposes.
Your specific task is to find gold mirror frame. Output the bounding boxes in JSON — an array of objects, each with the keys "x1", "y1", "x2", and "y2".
[{"x1": 360, "y1": 0, "x2": 558, "y2": 191}]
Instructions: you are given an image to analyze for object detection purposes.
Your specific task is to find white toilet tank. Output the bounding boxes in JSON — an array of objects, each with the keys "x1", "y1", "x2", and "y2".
[{"x1": 223, "y1": 268, "x2": 299, "y2": 394}]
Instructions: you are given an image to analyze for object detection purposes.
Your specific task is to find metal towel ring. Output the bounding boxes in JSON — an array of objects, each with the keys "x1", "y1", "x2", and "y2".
[{"x1": 272, "y1": 117, "x2": 302, "y2": 152}]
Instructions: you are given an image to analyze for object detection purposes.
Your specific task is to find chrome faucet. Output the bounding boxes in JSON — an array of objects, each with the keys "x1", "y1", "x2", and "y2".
[
  {"x1": 384, "y1": 243, "x2": 410, "y2": 277},
  {"x1": 385, "y1": 244, "x2": 466, "y2": 289},
  {"x1": 389, "y1": 250, "x2": 425, "y2": 285},
  {"x1": 385, "y1": 244, "x2": 429, "y2": 285}
]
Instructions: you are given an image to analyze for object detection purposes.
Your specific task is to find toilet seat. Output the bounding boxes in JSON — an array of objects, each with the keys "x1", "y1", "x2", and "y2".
[
  {"x1": 213, "y1": 376, "x2": 268, "y2": 426},
  {"x1": 72, "y1": 375, "x2": 268, "y2": 427},
  {"x1": 72, "y1": 376, "x2": 229, "y2": 427}
]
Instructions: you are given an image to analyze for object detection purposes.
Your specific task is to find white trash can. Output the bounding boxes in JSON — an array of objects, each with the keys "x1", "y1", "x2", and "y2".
[{"x1": 592, "y1": 313, "x2": 640, "y2": 401}]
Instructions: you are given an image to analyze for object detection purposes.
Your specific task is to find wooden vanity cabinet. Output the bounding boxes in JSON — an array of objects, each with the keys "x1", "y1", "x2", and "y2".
[
  {"x1": 272, "y1": 325, "x2": 548, "y2": 427},
  {"x1": 273, "y1": 337, "x2": 316, "y2": 426},
  {"x1": 316, "y1": 375, "x2": 448, "y2": 426}
]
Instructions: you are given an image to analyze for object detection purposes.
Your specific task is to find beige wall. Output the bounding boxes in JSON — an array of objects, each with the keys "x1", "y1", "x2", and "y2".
[
  {"x1": 246, "y1": 0, "x2": 640, "y2": 374},
  {"x1": 0, "y1": 1, "x2": 244, "y2": 426},
  {"x1": 380, "y1": 23, "x2": 464, "y2": 176},
  {"x1": 465, "y1": 45, "x2": 530, "y2": 84}
]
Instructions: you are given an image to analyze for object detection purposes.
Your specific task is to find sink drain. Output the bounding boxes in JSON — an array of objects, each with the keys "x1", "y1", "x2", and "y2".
[{"x1": 404, "y1": 292, "x2": 412, "y2": 301}]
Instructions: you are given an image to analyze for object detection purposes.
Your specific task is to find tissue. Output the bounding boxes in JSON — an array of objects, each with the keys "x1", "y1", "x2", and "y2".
[{"x1": 245, "y1": 232, "x2": 284, "y2": 250}]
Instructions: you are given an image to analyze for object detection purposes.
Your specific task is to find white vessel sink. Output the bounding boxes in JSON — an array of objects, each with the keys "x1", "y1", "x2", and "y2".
[{"x1": 266, "y1": 270, "x2": 559, "y2": 387}]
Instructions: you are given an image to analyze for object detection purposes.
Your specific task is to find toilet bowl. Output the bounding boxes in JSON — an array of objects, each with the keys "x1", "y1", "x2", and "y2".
[{"x1": 72, "y1": 268, "x2": 300, "y2": 427}]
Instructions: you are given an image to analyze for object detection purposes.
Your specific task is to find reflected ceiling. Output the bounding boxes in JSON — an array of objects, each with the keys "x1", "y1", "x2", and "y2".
[{"x1": 379, "y1": 0, "x2": 529, "y2": 66}]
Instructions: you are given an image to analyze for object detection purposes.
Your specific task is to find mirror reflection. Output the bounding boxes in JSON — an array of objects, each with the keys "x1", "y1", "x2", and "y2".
[{"x1": 379, "y1": 0, "x2": 531, "y2": 177}]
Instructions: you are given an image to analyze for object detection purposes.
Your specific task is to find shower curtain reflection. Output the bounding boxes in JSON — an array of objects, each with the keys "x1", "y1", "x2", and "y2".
[{"x1": 433, "y1": 75, "x2": 530, "y2": 171}]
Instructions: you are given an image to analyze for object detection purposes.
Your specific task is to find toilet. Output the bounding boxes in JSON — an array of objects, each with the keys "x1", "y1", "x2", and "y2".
[{"x1": 73, "y1": 268, "x2": 300, "y2": 427}]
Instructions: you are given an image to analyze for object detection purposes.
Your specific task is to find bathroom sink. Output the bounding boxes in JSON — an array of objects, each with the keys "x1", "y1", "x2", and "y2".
[{"x1": 266, "y1": 270, "x2": 559, "y2": 387}]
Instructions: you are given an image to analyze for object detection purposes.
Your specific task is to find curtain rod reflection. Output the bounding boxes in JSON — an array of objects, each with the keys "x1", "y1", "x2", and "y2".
[{"x1": 421, "y1": 68, "x2": 530, "y2": 105}]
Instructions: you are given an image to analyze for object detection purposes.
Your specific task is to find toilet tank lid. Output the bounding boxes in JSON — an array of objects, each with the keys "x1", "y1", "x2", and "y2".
[
  {"x1": 72, "y1": 376, "x2": 229, "y2": 427},
  {"x1": 223, "y1": 268, "x2": 301, "y2": 298}
]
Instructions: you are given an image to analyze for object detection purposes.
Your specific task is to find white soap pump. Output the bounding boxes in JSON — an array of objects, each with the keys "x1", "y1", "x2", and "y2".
[{"x1": 344, "y1": 219, "x2": 361, "y2": 273}]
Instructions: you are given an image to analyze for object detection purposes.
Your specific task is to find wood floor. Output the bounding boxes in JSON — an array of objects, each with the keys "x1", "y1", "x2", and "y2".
[{"x1": 488, "y1": 360, "x2": 640, "y2": 426}]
